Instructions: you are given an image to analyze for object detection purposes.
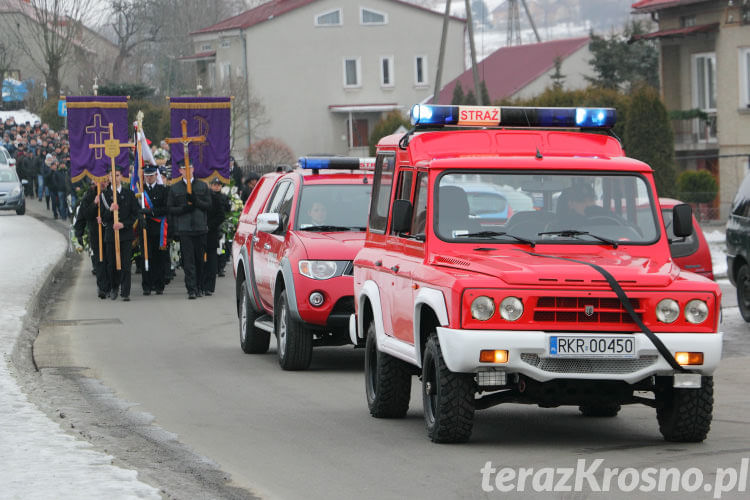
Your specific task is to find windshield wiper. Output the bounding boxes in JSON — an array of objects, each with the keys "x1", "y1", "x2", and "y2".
[
  {"x1": 300, "y1": 225, "x2": 356, "y2": 231},
  {"x1": 537, "y1": 229, "x2": 618, "y2": 248},
  {"x1": 459, "y1": 230, "x2": 536, "y2": 247}
]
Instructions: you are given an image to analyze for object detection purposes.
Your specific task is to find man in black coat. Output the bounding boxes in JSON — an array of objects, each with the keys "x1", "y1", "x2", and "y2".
[
  {"x1": 100, "y1": 166, "x2": 138, "y2": 301},
  {"x1": 74, "y1": 178, "x2": 111, "y2": 298},
  {"x1": 202, "y1": 178, "x2": 230, "y2": 295},
  {"x1": 139, "y1": 166, "x2": 169, "y2": 296},
  {"x1": 167, "y1": 162, "x2": 211, "y2": 299}
]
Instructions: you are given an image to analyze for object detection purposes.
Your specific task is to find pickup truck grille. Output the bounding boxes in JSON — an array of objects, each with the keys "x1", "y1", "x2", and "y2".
[
  {"x1": 533, "y1": 296, "x2": 643, "y2": 325},
  {"x1": 521, "y1": 354, "x2": 658, "y2": 374}
]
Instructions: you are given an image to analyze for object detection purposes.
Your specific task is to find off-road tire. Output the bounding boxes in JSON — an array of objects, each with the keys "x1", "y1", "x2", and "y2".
[
  {"x1": 579, "y1": 403, "x2": 621, "y2": 417},
  {"x1": 276, "y1": 290, "x2": 313, "y2": 371},
  {"x1": 239, "y1": 280, "x2": 270, "y2": 354},
  {"x1": 422, "y1": 335, "x2": 475, "y2": 443},
  {"x1": 656, "y1": 376, "x2": 713, "y2": 442},
  {"x1": 736, "y1": 265, "x2": 750, "y2": 322},
  {"x1": 364, "y1": 322, "x2": 411, "y2": 418}
]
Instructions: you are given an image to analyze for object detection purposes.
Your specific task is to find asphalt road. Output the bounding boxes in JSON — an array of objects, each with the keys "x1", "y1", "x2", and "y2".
[{"x1": 30, "y1": 210, "x2": 750, "y2": 499}]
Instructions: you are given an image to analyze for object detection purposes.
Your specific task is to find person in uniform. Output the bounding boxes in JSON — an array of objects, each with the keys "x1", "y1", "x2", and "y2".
[
  {"x1": 74, "y1": 177, "x2": 111, "y2": 299},
  {"x1": 99, "y1": 165, "x2": 138, "y2": 301},
  {"x1": 202, "y1": 177, "x2": 230, "y2": 296},
  {"x1": 139, "y1": 166, "x2": 169, "y2": 295},
  {"x1": 167, "y1": 161, "x2": 211, "y2": 299}
]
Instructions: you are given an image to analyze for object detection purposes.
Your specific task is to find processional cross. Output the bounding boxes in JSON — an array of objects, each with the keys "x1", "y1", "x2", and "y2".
[{"x1": 164, "y1": 119, "x2": 206, "y2": 194}]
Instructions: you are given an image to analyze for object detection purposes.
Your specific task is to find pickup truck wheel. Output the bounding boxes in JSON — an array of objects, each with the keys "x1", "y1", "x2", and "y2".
[
  {"x1": 239, "y1": 281, "x2": 270, "y2": 354},
  {"x1": 656, "y1": 376, "x2": 713, "y2": 442},
  {"x1": 364, "y1": 322, "x2": 411, "y2": 418},
  {"x1": 736, "y1": 265, "x2": 750, "y2": 322},
  {"x1": 579, "y1": 403, "x2": 621, "y2": 417},
  {"x1": 276, "y1": 291, "x2": 313, "y2": 370},
  {"x1": 422, "y1": 336, "x2": 475, "y2": 443}
]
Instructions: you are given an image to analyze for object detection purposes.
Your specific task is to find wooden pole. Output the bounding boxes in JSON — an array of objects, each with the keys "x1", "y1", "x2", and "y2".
[
  {"x1": 97, "y1": 182, "x2": 103, "y2": 262},
  {"x1": 181, "y1": 119, "x2": 192, "y2": 194}
]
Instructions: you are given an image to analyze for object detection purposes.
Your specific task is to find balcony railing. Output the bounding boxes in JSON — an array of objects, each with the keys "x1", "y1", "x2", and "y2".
[{"x1": 671, "y1": 110, "x2": 717, "y2": 149}]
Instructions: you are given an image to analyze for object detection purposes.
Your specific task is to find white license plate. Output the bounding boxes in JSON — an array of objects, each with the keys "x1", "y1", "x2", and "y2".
[{"x1": 549, "y1": 335, "x2": 635, "y2": 358}]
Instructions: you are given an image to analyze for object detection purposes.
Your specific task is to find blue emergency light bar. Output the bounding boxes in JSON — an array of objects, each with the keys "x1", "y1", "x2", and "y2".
[
  {"x1": 298, "y1": 156, "x2": 376, "y2": 170},
  {"x1": 410, "y1": 104, "x2": 616, "y2": 129}
]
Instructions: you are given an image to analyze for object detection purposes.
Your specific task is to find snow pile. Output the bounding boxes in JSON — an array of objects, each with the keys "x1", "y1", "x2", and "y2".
[{"x1": 0, "y1": 215, "x2": 160, "y2": 500}]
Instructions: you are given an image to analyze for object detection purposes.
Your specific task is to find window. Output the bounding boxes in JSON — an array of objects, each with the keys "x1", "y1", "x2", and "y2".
[
  {"x1": 415, "y1": 55, "x2": 428, "y2": 86},
  {"x1": 316, "y1": 9, "x2": 342, "y2": 26},
  {"x1": 741, "y1": 47, "x2": 750, "y2": 108},
  {"x1": 692, "y1": 53, "x2": 716, "y2": 111},
  {"x1": 220, "y1": 39, "x2": 231, "y2": 48},
  {"x1": 369, "y1": 153, "x2": 396, "y2": 233},
  {"x1": 221, "y1": 63, "x2": 231, "y2": 81},
  {"x1": 361, "y1": 7, "x2": 387, "y2": 25},
  {"x1": 391, "y1": 170, "x2": 414, "y2": 234},
  {"x1": 200, "y1": 43, "x2": 212, "y2": 51},
  {"x1": 411, "y1": 173, "x2": 429, "y2": 235},
  {"x1": 681, "y1": 15, "x2": 696, "y2": 27},
  {"x1": 343, "y1": 57, "x2": 361, "y2": 87},
  {"x1": 380, "y1": 56, "x2": 394, "y2": 87}
]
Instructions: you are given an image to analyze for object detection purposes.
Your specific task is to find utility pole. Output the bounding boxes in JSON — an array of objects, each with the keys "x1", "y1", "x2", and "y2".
[{"x1": 464, "y1": 0, "x2": 483, "y2": 105}]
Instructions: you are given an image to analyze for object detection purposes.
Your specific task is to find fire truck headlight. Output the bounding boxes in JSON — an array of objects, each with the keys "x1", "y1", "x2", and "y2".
[
  {"x1": 685, "y1": 299, "x2": 709, "y2": 324},
  {"x1": 470, "y1": 296, "x2": 495, "y2": 321},
  {"x1": 656, "y1": 299, "x2": 680, "y2": 323},
  {"x1": 499, "y1": 297, "x2": 523, "y2": 321}
]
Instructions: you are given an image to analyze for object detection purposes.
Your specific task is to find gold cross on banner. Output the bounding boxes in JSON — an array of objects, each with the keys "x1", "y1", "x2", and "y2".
[
  {"x1": 164, "y1": 119, "x2": 206, "y2": 194},
  {"x1": 89, "y1": 122, "x2": 135, "y2": 270}
]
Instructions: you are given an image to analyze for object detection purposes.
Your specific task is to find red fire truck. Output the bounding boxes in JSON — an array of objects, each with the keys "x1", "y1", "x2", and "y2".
[{"x1": 352, "y1": 105, "x2": 722, "y2": 443}]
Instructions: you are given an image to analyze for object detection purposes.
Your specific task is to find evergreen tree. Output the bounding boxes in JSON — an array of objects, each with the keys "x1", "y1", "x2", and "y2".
[
  {"x1": 368, "y1": 110, "x2": 410, "y2": 156},
  {"x1": 451, "y1": 82, "x2": 465, "y2": 105},
  {"x1": 624, "y1": 84, "x2": 676, "y2": 196},
  {"x1": 550, "y1": 56, "x2": 566, "y2": 91},
  {"x1": 464, "y1": 90, "x2": 477, "y2": 105},
  {"x1": 587, "y1": 21, "x2": 659, "y2": 91}
]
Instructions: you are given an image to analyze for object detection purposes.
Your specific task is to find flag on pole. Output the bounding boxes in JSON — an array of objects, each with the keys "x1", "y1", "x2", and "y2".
[
  {"x1": 168, "y1": 96, "x2": 231, "y2": 182},
  {"x1": 67, "y1": 96, "x2": 130, "y2": 182}
]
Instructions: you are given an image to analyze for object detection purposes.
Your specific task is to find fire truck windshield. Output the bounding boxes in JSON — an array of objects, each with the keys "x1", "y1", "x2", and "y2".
[{"x1": 436, "y1": 172, "x2": 659, "y2": 245}]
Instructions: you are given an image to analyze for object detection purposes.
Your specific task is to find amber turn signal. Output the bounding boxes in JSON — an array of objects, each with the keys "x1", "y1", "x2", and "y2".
[
  {"x1": 674, "y1": 352, "x2": 704, "y2": 366},
  {"x1": 479, "y1": 350, "x2": 508, "y2": 363}
]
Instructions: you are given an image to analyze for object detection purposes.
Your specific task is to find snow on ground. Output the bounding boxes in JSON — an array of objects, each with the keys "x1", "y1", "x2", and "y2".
[
  {"x1": 704, "y1": 227, "x2": 728, "y2": 279},
  {"x1": 0, "y1": 110, "x2": 41, "y2": 126},
  {"x1": 0, "y1": 215, "x2": 160, "y2": 500}
]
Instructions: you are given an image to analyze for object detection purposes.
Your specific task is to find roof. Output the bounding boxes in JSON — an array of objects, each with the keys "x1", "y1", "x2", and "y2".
[
  {"x1": 630, "y1": 22, "x2": 719, "y2": 40},
  {"x1": 192, "y1": 0, "x2": 463, "y2": 35},
  {"x1": 631, "y1": 0, "x2": 709, "y2": 13},
  {"x1": 437, "y1": 37, "x2": 589, "y2": 103},
  {"x1": 328, "y1": 103, "x2": 400, "y2": 113}
]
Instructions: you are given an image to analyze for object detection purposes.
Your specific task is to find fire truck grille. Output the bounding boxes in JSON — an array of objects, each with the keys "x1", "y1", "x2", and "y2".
[
  {"x1": 520, "y1": 354, "x2": 658, "y2": 374},
  {"x1": 533, "y1": 297, "x2": 644, "y2": 325}
]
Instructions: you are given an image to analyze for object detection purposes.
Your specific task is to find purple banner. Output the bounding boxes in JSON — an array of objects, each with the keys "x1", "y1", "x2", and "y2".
[
  {"x1": 67, "y1": 96, "x2": 130, "y2": 182},
  {"x1": 168, "y1": 96, "x2": 231, "y2": 182}
]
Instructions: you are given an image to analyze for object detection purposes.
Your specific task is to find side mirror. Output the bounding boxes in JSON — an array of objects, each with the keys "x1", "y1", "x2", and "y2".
[
  {"x1": 257, "y1": 212, "x2": 280, "y2": 234},
  {"x1": 672, "y1": 203, "x2": 693, "y2": 238},
  {"x1": 21, "y1": 179, "x2": 28, "y2": 185},
  {"x1": 391, "y1": 199, "x2": 413, "y2": 234}
]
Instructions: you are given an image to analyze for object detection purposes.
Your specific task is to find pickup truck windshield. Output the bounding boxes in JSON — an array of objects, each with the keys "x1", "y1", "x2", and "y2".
[
  {"x1": 437, "y1": 172, "x2": 659, "y2": 244},
  {"x1": 296, "y1": 184, "x2": 372, "y2": 230}
]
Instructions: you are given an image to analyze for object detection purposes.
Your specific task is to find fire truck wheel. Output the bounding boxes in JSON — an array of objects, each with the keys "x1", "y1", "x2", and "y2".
[
  {"x1": 276, "y1": 290, "x2": 313, "y2": 371},
  {"x1": 736, "y1": 265, "x2": 750, "y2": 322},
  {"x1": 578, "y1": 403, "x2": 621, "y2": 417},
  {"x1": 656, "y1": 375, "x2": 713, "y2": 442},
  {"x1": 239, "y1": 280, "x2": 270, "y2": 354},
  {"x1": 422, "y1": 335, "x2": 475, "y2": 443},
  {"x1": 365, "y1": 322, "x2": 411, "y2": 418}
]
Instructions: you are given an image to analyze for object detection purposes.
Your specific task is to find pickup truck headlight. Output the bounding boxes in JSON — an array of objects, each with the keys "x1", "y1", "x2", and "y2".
[
  {"x1": 656, "y1": 299, "x2": 680, "y2": 323},
  {"x1": 471, "y1": 296, "x2": 495, "y2": 321},
  {"x1": 298, "y1": 260, "x2": 348, "y2": 280},
  {"x1": 684, "y1": 299, "x2": 708, "y2": 324}
]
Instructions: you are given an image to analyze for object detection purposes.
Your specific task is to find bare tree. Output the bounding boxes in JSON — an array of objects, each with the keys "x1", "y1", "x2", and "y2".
[
  {"x1": 215, "y1": 75, "x2": 267, "y2": 152},
  {"x1": 107, "y1": 0, "x2": 161, "y2": 82},
  {"x1": 246, "y1": 138, "x2": 295, "y2": 167},
  {"x1": 0, "y1": 39, "x2": 19, "y2": 81},
  {"x1": 1, "y1": 0, "x2": 98, "y2": 96}
]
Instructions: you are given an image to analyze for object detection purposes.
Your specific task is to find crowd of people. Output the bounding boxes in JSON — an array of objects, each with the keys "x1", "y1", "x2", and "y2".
[{"x1": 2, "y1": 114, "x2": 262, "y2": 301}]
